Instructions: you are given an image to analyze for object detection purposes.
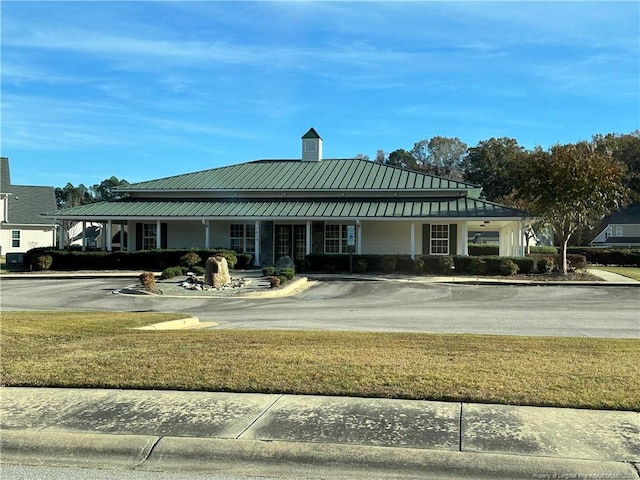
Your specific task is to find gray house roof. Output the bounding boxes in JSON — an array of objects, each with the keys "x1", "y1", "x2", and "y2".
[{"x1": 1, "y1": 157, "x2": 57, "y2": 225}]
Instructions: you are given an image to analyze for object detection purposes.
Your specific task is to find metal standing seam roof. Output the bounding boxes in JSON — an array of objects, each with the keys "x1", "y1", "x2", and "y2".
[
  {"x1": 43, "y1": 197, "x2": 526, "y2": 220},
  {"x1": 119, "y1": 159, "x2": 480, "y2": 192}
]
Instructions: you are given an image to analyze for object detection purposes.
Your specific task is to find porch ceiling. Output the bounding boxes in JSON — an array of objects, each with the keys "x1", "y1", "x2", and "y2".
[{"x1": 43, "y1": 197, "x2": 526, "y2": 220}]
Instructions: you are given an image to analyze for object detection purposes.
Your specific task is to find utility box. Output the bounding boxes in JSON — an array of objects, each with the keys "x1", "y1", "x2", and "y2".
[{"x1": 5, "y1": 252, "x2": 26, "y2": 270}]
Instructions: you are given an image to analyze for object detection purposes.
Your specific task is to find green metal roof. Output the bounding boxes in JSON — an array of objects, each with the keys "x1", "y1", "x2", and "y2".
[
  {"x1": 120, "y1": 159, "x2": 480, "y2": 193},
  {"x1": 44, "y1": 197, "x2": 525, "y2": 220}
]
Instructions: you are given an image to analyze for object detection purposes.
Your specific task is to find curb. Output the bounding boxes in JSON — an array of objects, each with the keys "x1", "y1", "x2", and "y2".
[
  {"x1": 133, "y1": 316, "x2": 214, "y2": 330},
  {"x1": 2, "y1": 431, "x2": 637, "y2": 479}
]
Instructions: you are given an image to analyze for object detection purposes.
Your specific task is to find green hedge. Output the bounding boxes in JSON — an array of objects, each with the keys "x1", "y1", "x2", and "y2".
[
  {"x1": 468, "y1": 244, "x2": 499, "y2": 256},
  {"x1": 25, "y1": 248, "x2": 253, "y2": 271},
  {"x1": 566, "y1": 248, "x2": 640, "y2": 267}
]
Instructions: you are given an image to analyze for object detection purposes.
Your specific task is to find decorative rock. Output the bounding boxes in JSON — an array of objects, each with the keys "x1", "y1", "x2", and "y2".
[
  {"x1": 205, "y1": 255, "x2": 231, "y2": 288},
  {"x1": 275, "y1": 255, "x2": 295, "y2": 273}
]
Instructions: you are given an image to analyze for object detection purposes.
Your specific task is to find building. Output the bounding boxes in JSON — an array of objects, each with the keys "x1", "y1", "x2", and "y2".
[
  {"x1": 0, "y1": 157, "x2": 57, "y2": 255},
  {"x1": 43, "y1": 129, "x2": 527, "y2": 265},
  {"x1": 590, "y1": 204, "x2": 640, "y2": 248}
]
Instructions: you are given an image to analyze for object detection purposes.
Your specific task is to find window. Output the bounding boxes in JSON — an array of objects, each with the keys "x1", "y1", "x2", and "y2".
[
  {"x1": 11, "y1": 230, "x2": 20, "y2": 248},
  {"x1": 230, "y1": 224, "x2": 256, "y2": 253},
  {"x1": 430, "y1": 224, "x2": 449, "y2": 255},
  {"x1": 142, "y1": 223, "x2": 157, "y2": 250},
  {"x1": 615, "y1": 226, "x2": 623, "y2": 237},
  {"x1": 325, "y1": 224, "x2": 355, "y2": 254}
]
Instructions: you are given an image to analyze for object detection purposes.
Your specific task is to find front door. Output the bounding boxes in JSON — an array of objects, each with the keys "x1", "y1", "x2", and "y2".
[{"x1": 275, "y1": 225, "x2": 307, "y2": 261}]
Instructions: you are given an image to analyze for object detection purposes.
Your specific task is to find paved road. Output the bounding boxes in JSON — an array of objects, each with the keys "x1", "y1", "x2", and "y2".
[{"x1": 1, "y1": 277, "x2": 638, "y2": 337}]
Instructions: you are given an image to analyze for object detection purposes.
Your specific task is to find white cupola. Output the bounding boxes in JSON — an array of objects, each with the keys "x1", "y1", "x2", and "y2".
[{"x1": 301, "y1": 127, "x2": 323, "y2": 161}]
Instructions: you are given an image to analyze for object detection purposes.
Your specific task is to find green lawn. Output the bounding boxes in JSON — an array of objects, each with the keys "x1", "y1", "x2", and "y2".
[
  {"x1": 2, "y1": 311, "x2": 638, "y2": 411},
  {"x1": 590, "y1": 266, "x2": 640, "y2": 281}
]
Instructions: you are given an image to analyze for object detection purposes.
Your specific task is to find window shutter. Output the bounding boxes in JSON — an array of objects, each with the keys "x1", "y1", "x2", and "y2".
[
  {"x1": 422, "y1": 224, "x2": 430, "y2": 255},
  {"x1": 135, "y1": 223, "x2": 142, "y2": 250},
  {"x1": 449, "y1": 224, "x2": 457, "y2": 255},
  {"x1": 161, "y1": 223, "x2": 168, "y2": 249}
]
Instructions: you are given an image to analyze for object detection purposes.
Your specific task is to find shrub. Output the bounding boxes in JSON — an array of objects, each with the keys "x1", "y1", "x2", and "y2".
[
  {"x1": 470, "y1": 257, "x2": 487, "y2": 275},
  {"x1": 499, "y1": 259, "x2": 519, "y2": 276},
  {"x1": 192, "y1": 265, "x2": 206, "y2": 276},
  {"x1": 34, "y1": 255, "x2": 53, "y2": 271},
  {"x1": 412, "y1": 259, "x2": 424, "y2": 275},
  {"x1": 354, "y1": 258, "x2": 368, "y2": 273},
  {"x1": 380, "y1": 256, "x2": 397, "y2": 273},
  {"x1": 452, "y1": 255, "x2": 473, "y2": 273},
  {"x1": 512, "y1": 257, "x2": 536, "y2": 274},
  {"x1": 468, "y1": 244, "x2": 499, "y2": 256},
  {"x1": 160, "y1": 266, "x2": 185, "y2": 280},
  {"x1": 235, "y1": 253, "x2": 254, "y2": 269},
  {"x1": 269, "y1": 276, "x2": 280, "y2": 288},
  {"x1": 324, "y1": 264, "x2": 337, "y2": 274},
  {"x1": 262, "y1": 266, "x2": 277, "y2": 277},
  {"x1": 437, "y1": 256, "x2": 454, "y2": 274},
  {"x1": 567, "y1": 254, "x2": 588, "y2": 271},
  {"x1": 139, "y1": 271, "x2": 156, "y2": 290},
  {"x1": 278, "y1": 275, "x2": 288, "y2": 285},
  {"x1": 395, "y1": 255, "x2": 414, "y2": 273},
  {"x1": 530, "y1": 246, "x2": 558, "y2": 254},
  {"x1": 537, "y1": 257, "x2": 555, "y2": 273},
  {"x1": 280, "y1": 268, "x2": 295, "y2": 281},
  {"x1": 180, "y1": 252, "x2": 202, "y2": 268},
  {"x1": 296, "y1": 259, "x2": 311, "y2": 273}
]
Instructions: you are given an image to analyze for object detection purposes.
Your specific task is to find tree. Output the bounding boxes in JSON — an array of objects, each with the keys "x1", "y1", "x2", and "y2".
[
  {"x1": 385, "y1": 149, "x2": 418, "y2": 170},
  {"x1": 592, "y1": 131, "x2": 640, "y2": 201},
  {"x1": 463, "y1": 138, "x2": 526, "y2": 201},
  {"x1": 90, "y1": 176, "x2": 129, "y2": 202},
  {"x1": 55, "y1": 183, "x2": 92, "y2": 209},
  {"x1": 426, "y1": 136, "x2": 467, "y2": 179},
  {"x1": 514, "y1": 142, "x2": 628, "y2": 274},
  {"x1": 374, "y1": 149, "x2": 386, "y2": 164}
]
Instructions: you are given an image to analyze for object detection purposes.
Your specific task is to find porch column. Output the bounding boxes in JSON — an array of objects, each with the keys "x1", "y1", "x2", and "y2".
[
  {"x1": 106, "y1": 220, "x2": 113, "y2": 252},
  {"x1": 126, "y1": 221, "x2": 133, "y2": 251},
  {"x1": 81, "y1": 221, "x2": 87, "y2": 252},
  {"x1": 156, "y1": 220, "x2": 162, "y2": 249},
  {"x1": 499, "y1": 225, "x2": 507, "y2": 256},
  {"x1": 356, "y1": 220, "x2": 362, "y2": 255},
  {"x1": 204, "y1": 220, "x2": 210, "y2": 248},
  {"x1": 410, "y1": 222, "x2": 416, "y2": 259},
  {"x1": 101, "y1": 222, "x2": 107, "y2": 251},
  {"x1": 459, "y1": 221, "x2": 468, "y2": 256},
  {"x1": 254, "y1": 220, "x2": 261, "y2": 266},
  {"x1": 58, "y1": 221, "x2": 64, "y2": 249},
  {"x1": 306, "y1": 221, "x2": 312, "y2": 256}
]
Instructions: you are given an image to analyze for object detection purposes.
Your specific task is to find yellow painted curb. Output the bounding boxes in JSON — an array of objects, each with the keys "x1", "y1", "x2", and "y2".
[{"x1": 135, "y1": 316, "x2": 217, "y2": 331}]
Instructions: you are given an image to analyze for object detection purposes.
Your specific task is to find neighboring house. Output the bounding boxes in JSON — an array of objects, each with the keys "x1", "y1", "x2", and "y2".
[
  {"x1": 590, "y1": 204, "x2": 640, "y2": 248},
  {"x1": 43, "y1": 129, "x2": 527, "y2": 265},
  {"x1": 0, "y1": 157, "x2": 57, "y2": 255}
]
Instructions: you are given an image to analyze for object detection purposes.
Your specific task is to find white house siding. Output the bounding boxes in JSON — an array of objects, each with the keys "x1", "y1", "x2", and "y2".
[
  {"x1": 166, "y1": 220, "x2": 206, "y2": 249},
  {"x1": 0, "y1": 225, "x2": 56, "y2": 254},
  {"x1": 360, "y1": 221, "x2": 415, "y2": 255}
]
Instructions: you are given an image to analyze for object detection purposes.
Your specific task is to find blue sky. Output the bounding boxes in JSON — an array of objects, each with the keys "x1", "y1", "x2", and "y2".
[{"x1": 2, "y1": 1, "x2": 638, "y2": 188}]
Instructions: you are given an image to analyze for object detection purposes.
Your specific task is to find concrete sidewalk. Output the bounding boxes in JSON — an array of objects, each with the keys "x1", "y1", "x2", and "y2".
[{"x1": 1, "y1": 387, "x2": 638, "y2": 479}]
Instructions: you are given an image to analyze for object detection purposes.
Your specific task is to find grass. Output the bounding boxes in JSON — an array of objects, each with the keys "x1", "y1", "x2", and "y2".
[
  {"x1": 2, "y1": 311, "x2": 638, "y2": 411},
  {"x1": 590, "y1": 266, "x2": 640, "y2": 281}
]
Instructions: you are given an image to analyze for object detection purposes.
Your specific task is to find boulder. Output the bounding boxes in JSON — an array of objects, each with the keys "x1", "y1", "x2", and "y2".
[
  {"x1": 275, "y1": 255, "x2": 295, "y2": 273},
  {"x1": 205, "y1": 255, "x2": 231, "y2": 288}
]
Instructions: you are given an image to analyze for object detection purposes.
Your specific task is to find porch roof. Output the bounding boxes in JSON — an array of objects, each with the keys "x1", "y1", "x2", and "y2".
[{"x1": 43, "y1": 197, "x2": 526, "y2": 220}]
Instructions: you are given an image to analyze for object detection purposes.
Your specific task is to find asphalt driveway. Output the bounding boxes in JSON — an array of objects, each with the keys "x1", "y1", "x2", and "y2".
[{"x1": 1, "y1": 276, "x2": 638, "y2": 338}]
